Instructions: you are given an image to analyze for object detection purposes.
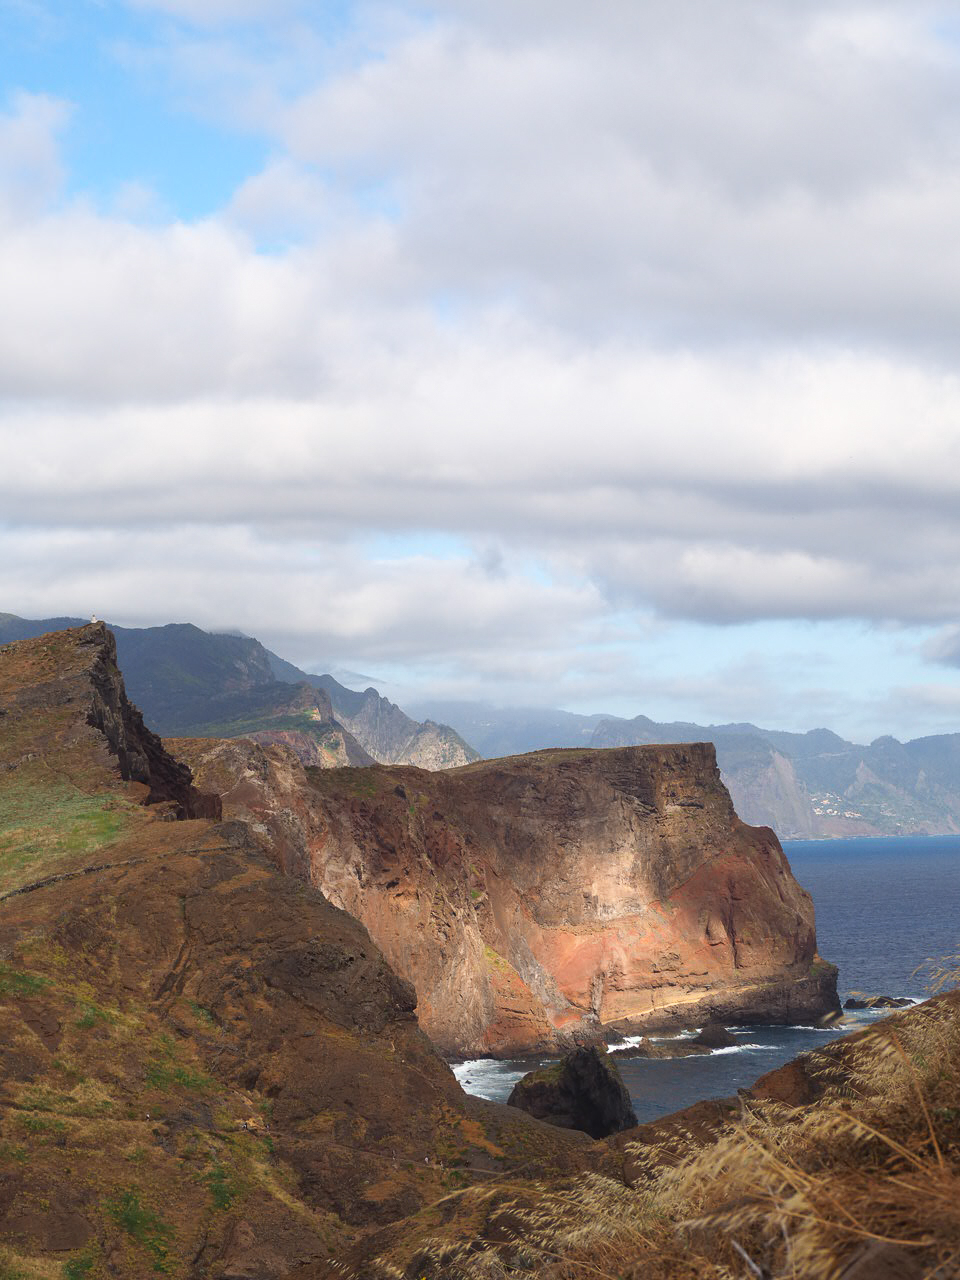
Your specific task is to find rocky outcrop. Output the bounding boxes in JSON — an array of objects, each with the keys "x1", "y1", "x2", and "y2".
[
  {"x1": 693, "y1": 1021, "x2": 738, "y2": 1048},
  {"x1": 507, "y1": 1046, "x2": 637, "y2": 1138},
  {"x1": 0, "y1": 623, "x2": 218, "y2": 820},
  {"x1": 610, "y1": 1024, "x2": 736, "y2": 1059},
  {"x1": 318, "y1": 684, "x2": 479, "y2": 769},
  {"x1": 844, "y1": 995, "x2": 913, "y2": 1010},
  {"x1": 610, "y1": 1037, "x2": 710, "y2": 1060},
  {"x1": 182, "y1": 740, "x2": 840, "y2": 1057},
  {"x1": 166, "y1": 736, "x2": 329, "y2": 882},
  {"x1": 0, "y1": 616, "x2": 476, "y2": 772}
]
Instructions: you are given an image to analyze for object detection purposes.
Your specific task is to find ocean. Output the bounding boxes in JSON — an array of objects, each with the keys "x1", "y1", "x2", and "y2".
[{"x1": 452, "y1": 834, "x2": 960, "y2": 1123}]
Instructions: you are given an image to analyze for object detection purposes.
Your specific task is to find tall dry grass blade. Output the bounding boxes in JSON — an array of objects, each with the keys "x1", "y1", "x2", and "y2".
[{"x1": 886, "y1": 1029, "x2": 946, "y2": 1174}]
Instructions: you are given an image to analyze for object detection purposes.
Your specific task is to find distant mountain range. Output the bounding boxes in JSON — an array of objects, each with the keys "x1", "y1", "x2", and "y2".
[
  {"x1": 0, "y1": 614, "x2": 477, "y2": 771},
  {"x1": 4, "y1": 612, "x2": 959, "y2": 836},
  {"x1": 411, "y1": 701, "x2": 960, "y2": 839}
]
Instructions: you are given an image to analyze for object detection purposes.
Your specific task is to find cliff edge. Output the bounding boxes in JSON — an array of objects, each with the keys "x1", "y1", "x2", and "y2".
[{"x1": 182, "y1": 739, "x2": 840, "y2": 1056}]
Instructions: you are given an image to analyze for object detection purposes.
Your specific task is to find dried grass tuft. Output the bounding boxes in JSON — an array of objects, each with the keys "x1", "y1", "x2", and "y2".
[{"x1": 368, "y1": 984, "x2": 960, "y2": 1279}]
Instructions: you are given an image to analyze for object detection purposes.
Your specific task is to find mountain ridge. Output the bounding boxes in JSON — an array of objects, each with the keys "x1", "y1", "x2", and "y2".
[
  {"x1": 413, "y1": 699, "x2": 960, "y2": 838},
  {"x1": 0, "y1": 614, "x2": 477, "y2": 772}
]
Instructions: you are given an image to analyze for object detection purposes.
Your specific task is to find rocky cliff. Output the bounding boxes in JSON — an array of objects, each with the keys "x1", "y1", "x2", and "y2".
[
  {"x1": 0, "y1": 614, "x2": 478, "y2": 771},
  {"x1": 419, "y1": 700, "x2": 960, "y2": 838},
  {"x1": 182, "y1": 740, "x2": 840, "y2": 1057},
  {"x1": 0, "y1": 625, "x2": 593, "y2": 1278},
  {"x1": 0, "y1": 622, "x2": 218, "y2": 822}
]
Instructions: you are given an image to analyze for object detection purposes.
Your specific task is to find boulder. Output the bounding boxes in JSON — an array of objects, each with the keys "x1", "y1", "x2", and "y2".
[
  {"x1": 844, "y1": 995, "x2": 912, "y2": 1010},
  {"x1": 692, "y1": 1022, "x2": 738, "y2": 1048},
  {"x1": 507, "y1": 1046, "x2": 638, "y2": 1138},
  {"x1": 610, "y1": 1037, "x2": 709, "y2": 1060}
]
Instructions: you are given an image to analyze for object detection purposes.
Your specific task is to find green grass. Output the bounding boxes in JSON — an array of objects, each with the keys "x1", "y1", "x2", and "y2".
[
  {"x1": 0, "y1": 964, "x2": 49, "y2": 998},
  {"x1": 188, "y1": 1001, "x2": 216, "y2": 1027},
  {"x1": 483, "y1": 945, "x2": 514, "y2": 975},
  {"x1": 203, "y1": 1163, "x2": 238, "y2": 1210},
  {"x1": 105, "y1": 1190, "x2": 173, "y2": 1273},
  {"x1": 0, "y1": 776, "x2": 135, "y2": 892},
  {"x1": 16, "y1": 1113, "x2": 66, "y2": 1135},
  {"x1": 145, "y1": 1036, "x2": 215, "y2": 1093},
  {"x1": 178, "y1": 710, "x2": 323, "y2": 738},
  {"x1": 145, "y1": 1061, "x2": 215, "y2": 1092},
  {"x1": 63, "y1": 1253, "x2": 94, "y2": 1279},
  {"x1": 75, "y1": 1000, "x2": 116, "y2": 1030}
]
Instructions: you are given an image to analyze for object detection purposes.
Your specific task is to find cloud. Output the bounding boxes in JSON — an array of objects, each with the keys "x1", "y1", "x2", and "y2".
[
  {"x1": 925, "y1": 627, "x2": 960, "y2": 667},
  {"x1": 122, "y1": 0, "x2": 304, "y2": 26},
  {"x1": 0, "y1": 91, "x2": 71, "y2": 223},
  {"x1": 4, "y1": 0, "x2": 960, "y2": 734}
]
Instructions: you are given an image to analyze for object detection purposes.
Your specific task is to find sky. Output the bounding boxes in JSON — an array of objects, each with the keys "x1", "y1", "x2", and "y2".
[{"x1": 4, "y1": 0, "x2": 960, "y2": 742}]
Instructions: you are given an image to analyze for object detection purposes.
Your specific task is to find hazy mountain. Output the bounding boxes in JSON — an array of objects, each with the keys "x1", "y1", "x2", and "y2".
[
  {"x1": 0, "y1": 615, "x2": 477, "y2": 770},
  {"x1": 412, "y1": 701, "x2": 960, "y2": 839},
  {"x1": 265, "y1": 655, "x2": 478, "y2": 769}
]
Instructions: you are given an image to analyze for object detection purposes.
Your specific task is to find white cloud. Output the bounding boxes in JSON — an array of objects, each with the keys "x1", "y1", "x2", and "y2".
[
  {"x1": 0, "y1": 91, "x2": 70, "y2": 223},
  {"x1": 4, "y1": 1, "x2": 960, "y2": 731}
]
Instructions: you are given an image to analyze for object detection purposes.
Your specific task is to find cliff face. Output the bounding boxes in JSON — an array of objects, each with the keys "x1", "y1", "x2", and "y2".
[
  {"x1": 0, "y1": 623, "x2": 219, "y2": 823},
  {"x1": 183, "y1": 740, "x2": 839, "y2": 1057}
]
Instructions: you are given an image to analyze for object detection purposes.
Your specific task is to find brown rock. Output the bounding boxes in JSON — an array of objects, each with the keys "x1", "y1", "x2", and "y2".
[
  {"x1": 837, "y1": 1241, "x2": 924, "y2": 1279},
  {"x1": 692, "y1": 1021, "x2": 738, "y2": 1048},
  {"x1": 507, "y1": 1047, "x2": 638, "y2": 1138},
  {"x1": 610, "y1": 1036, "x2": 710, "y2": 1059},
  {"x1": 183, "y1": 741, "x2": 840, "y2": 1057}
]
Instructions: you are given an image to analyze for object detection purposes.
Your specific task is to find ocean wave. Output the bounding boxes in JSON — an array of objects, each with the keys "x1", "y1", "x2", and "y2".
[
  {"x1": 789, "y1": 1024, "x2": 849, "y2": 1032},
  {"x1": 452, "y1": 1058, "x2": 529, "y2": 1100}
]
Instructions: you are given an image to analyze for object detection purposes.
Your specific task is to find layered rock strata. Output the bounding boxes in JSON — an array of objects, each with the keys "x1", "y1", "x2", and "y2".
[
  {"x1": 181, "y1": 739, "x2": 840, "y2": 1057},
  {"x1": 0, "y1": 622, "x2": 218, "y2": 820}
]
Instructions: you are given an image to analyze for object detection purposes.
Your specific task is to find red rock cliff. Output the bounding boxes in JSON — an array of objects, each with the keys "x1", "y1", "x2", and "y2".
[{"x1": 182, "y1": 740, "x2": 839, "y2": 1057}]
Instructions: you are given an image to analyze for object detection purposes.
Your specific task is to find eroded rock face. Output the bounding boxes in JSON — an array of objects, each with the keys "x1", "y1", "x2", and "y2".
[
  {"x1": 507, "y1": 1046, "x2": 638, "y2": 1138},
  {"x1": 0, "y1": 623, "x2": 219, "y2": 821},
  {"x1": 182, "y1": 741, "x2": 840, "y2": 1057}
]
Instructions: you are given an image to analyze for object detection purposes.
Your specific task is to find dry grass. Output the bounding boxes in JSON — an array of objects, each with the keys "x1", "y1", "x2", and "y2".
[{"x1": 367, "y1": 987, "x2": 960, "y2": 1280}]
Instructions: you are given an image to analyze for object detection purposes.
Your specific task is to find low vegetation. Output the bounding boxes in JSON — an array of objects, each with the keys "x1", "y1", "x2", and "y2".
[
  {"x1": 370, "y1": 983, "x2": 960, "y2": 1279},
  {"x1": 0, "y1": 773, "x2": 139, "y2": 894}
]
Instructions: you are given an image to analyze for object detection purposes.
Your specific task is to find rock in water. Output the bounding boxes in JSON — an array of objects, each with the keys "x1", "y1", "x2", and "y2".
[
  {"x1": 844, "y1": 995, "x2": 912, "y2": 1010},
  {"x1": 610, "y1": 1037, "x2": 709, "y2": 1059},
  {"x1": 692, "y1": 1022, "x2": 738, "y2": 1048},
  {"x1": 507, "y1": 1046, "x2": 638, "y2": 1138}
]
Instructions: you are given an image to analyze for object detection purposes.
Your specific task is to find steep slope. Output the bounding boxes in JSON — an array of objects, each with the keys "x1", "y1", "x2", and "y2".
[
  {"x1": 155, "y1": 674, "x2": 375, "y2": 767},
  {"x1": 0, "y1": 627, "x2": 593, "y2": 1278},
  {"x1": 182, "y1": 739, "x2": 840, "y2": 1057},
  {"x1": 268, "y1": 659, "x2": 479, "y2": 768},
  {"x1": 0, "y1": 614, "x2": 477, "y2": 770}
]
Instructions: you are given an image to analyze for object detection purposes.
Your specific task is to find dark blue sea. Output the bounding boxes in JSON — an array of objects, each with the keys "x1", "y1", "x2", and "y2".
[{"x1": 453, "y1": 834, "x2": 960, "y2": 1122}]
